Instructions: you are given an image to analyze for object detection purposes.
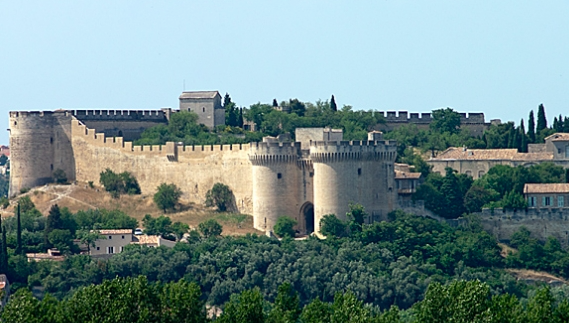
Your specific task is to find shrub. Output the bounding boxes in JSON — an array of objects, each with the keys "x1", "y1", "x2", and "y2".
[
  {"x1": 0, "y1": 197, "x2": 9, "y2": 209},
  {"x1": 319, "y1": 214, "x2": 347, "y2": 238},
  {"x1": 99, "y1": 168, "x2": 141, "y2": 198},
  {"x1": 205, "y1": 183, "x2": 233, "y2": 212},
  {"x1": 153, "y1": 183, "x2": 182, "y2": 212},
  {"x1": 273, "y1": 216, "x2": 297, "y2": 238},
  {"x1": 88, "y1": 181, "x2": 94, "y2": 189},
  {"x1": 198, "y1": 219, "x2": 223, "y2": 238},
  {"x1": 53, "y1": 169, "x2": 67, "y2": 184},
  {"x1": 19, "y1": 187, "x2": 29, "y2": 194}
]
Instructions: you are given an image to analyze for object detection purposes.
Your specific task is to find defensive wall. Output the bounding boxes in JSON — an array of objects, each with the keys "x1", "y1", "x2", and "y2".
[
  {"x1": 9, "y1": 109, "x2": 400, "y2": 234},
  {"x1": 478, "y1": 208, "x2": 569, "y2": 246},
  {"x1": 376, "y1": 111, "x2": 493, "y2": 136}
]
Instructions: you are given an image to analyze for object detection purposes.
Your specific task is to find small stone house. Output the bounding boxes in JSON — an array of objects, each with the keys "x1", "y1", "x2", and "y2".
[
  {"x1": 524, "y1": 183, "x2": 569, "y2": 208},
  {"x1": 178, "y1": 91, "x2": 224, "y2": 129}
]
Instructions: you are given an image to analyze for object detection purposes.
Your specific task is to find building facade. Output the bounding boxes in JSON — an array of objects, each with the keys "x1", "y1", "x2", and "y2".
[{"x1": 179, "y1": 91, "x2": 224, "y2": 129}]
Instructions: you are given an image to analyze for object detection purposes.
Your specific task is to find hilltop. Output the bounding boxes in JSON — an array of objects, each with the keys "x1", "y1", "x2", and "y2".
[{"x1": 2, "y1": 183, "x2": 257, "y2": 236}]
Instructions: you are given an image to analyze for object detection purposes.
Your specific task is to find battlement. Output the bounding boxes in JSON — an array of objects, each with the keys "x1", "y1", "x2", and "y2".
[
  {"x1": 379, "y1": 111, "x2": 486, "y2": 124},
  {"x1": 248, "y1": 142, "x2": 301, "y2": 165},
  {"x1": 72, "y1": 109, "x2": 168, "y2": 121},
  {"x1": 10, "y1": 110, "x2": 72, "y2": 118},
  {"x1": 309, "y1": 140, "x2": 397, "y2": 162}
]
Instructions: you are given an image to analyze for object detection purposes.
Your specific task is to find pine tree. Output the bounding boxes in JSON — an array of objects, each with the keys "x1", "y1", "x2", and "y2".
[
  {"x1": 537, "y1": 104, "x2": 547, "y2": 132},
  {"x1": 16, "y1": 203, "x2": 22, "y2": 255},
  {"x1": 528, "y1": 110, "x2": 536, "y2": 143},
  {"x1": 330, "y1": 95, "x2": 337, "y2": 112}
]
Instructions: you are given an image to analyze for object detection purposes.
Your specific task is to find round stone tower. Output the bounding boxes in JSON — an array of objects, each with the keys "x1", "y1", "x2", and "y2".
[
  {"x1": 310, "y1": 140, "x2": 397, "y2": 233},
  {"x1": 249, "y1": 142, "x2": 302, "y2": 233},
  {"x1": 9, "y1": 111, "x2": 75, "y2": 196}
]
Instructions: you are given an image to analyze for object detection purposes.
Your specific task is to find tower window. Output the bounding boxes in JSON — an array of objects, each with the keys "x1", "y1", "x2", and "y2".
[
  {"x1": 50, "y1": 164, "x2": 53, "y2": 171},
  {"x1": 13, "y1": 121, "x2": 17, "y2": 126},
  {"x1": 202, "y1": 107, "x2": 206, "y2": 112},
  {"x1": 358, "y1": 168, "x2": 362, "y2": 176},
  {"x1": 50, "y1": 137, "x2": 53, "y2": 144},
  {"x1": 277, "y1": 173, "x2": 282, "y2": 179}
]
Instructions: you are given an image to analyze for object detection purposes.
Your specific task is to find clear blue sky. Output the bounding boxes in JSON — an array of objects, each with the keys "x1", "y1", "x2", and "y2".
[{"x1": 1, "y1": 1, "x2": 568, "y2": 144}]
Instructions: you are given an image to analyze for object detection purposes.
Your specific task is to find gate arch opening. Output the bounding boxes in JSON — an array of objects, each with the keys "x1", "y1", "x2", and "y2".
[{"x1": 300, "y1": 202, "x2": 315, "y2": 234}]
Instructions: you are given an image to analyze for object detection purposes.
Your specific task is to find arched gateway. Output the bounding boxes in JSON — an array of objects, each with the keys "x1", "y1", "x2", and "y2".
[{"x1": 300, "y1": 202, "x2": 315, "y2": 234}]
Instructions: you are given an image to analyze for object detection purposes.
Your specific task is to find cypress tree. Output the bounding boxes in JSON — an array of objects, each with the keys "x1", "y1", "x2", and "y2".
[
  {"x1": 16, "y1": 203, "x2": 22, "y2": 255},
  {"x1": 558, "y1": 114, "x2": 564, "y2": 132},
  {"x1": 536, "y1": 104, "x2": 547, "y2": 132},
  {"x1": 528, "y1": 110, "x2": 536, "y2": 143},
  {"x1": 238, "y1": 108, "x2": 244, "y2": 128},
  {"x1": 45, "y1": 204, "x2": 63, "y2": 248},
  {"x1": 1, "y1": 223, "x2": 7, "y2": 273},
  {"x1": 330, "y1": 95, "x2": 337, "y2": 112},
  {"x1": 272, "y1": 99, "x2": 278, "y2": 107},
  {"x1": 520, "y1": 119, "x2": 527, "y2": 153}
]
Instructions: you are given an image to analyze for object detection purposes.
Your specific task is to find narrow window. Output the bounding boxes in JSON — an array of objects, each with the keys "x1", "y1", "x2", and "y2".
[
  {"x1": 122, "y1": 235, "x2": 125, "y2": 239},
  {"x1": 559, "y1": 196, "x2": 564, "y2": 207},
  {"x1": 277, "y1": 173, "x2": 282, "y2": 179},
  {"x1": 358, "y1": 168, "x2": 362, "y2": 176},
  {"x1": 13, "y1": 121, "x2": 17, "y2": 126},
  {"x1": 50, "y1": 137, "x2": 53, "y2": 144},
  {"x1": 108, "y1": 235, "x2": 112, "y2": 239},
  {"x1": 50, "y1": 164, "x2": 53, "y2": 171},
  {"x1": 529, "y1": 197, "x2": 536, "y2": 207},
  {"x1": 96, "y1": 246, "x2": 100, "y2": 251},
  {"x1": 202, "y1": 107, "x2": 206, "y2": 112},
  {"x1": 107, "y1": 246, "x2": 115, "y2": 254}
]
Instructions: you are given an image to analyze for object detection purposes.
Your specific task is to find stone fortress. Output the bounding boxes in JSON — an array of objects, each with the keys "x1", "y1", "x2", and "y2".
[{"x1": 8, "y1": 91, "x2": 400, "y2": 235}]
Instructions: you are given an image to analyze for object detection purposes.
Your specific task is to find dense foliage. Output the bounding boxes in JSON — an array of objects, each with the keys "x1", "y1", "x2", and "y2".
[
  {"x1": 99, "y1": 168, "x2": 141, "y2": 198},
  {"x1": 205, "y1": 183, "x2": 234, "y2": 212},
  {"x1": 414, "y1": 163, "x2": 567, "y2": 218},
  {"x1": 153, "y1": 183, "x2": 182, "y2": 212}
]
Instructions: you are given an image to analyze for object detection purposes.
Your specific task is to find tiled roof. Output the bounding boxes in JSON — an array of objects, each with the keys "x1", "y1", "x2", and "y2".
[
  {"x1": 430, "y1": 147, "x2": 553, "y2": 161},
  {"x1": 179, "y1": 91, "x2": 219, "y2": 99},
  {"x1": 395, "y1": 171, "x2": 422, "y2": 179},
  {"x1": 132, "y1": 235, "x2": 160, "y2": 245},
  {"x1": 98, "y1": 229, "x2": 132, "y2": 235},
  {"x1": 524, "y1": 183, "x2": 569, "y2": 194},
  {"x1": 545, "y1": 133, "x2": 569, "y2": 142}
]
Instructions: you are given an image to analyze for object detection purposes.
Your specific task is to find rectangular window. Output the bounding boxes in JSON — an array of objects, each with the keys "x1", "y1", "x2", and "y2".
[
  {"x1": 559, "y1": 196, "x2": 565, "y2": 208},
  {"x1": 107, "y1": 246, "x2": 115, "y2": 254},
  {"x1": 543, "y1": 196, "x2": 551, "y2": 206},
  {"x1": 529, "y1": 197, "x2": 536, "y2": 207},
  {"x1": 120, "y1": 246, "x2": 124, "y2": 252}
]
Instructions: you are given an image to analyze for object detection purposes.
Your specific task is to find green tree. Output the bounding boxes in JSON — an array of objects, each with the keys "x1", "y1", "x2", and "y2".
[
  {"x1": 528, "y1": 110, "x2": 536, "y2": 143},
  {"x1": 160, "y1": 280, "x2": 207, "y2": 323},
  {"x1": 217, "y1": 287, "x2": 265, "y2": 323},
  {"x1": 224, "y1": 93, "x2": 239, "y2": 127},
  {"x1": 430, "y1": 107, "x2": 461, "y2": 134},
  {"x1": 0, "y1": 154, "x2": 7, "y2": 166},
  {"x1": 331, "y1": 291, "x2": 372, "y2": 323},
  {"x1": 440, "y1": 167, "x2": 467, "y2": 218},
  {"x1": 44, "y1": 204, "x2": 63, "y2": 247},
  {"x1": 154, "y1": 183, "x2": 182, "y2": 212},
  {"x1": 170, "y1": 221, "x2": 190, "y2": 241},
  {"x1": 330, "y1": 95, "x2": 337, "y2": 112},
  {"x1": 76, "y1": 229, "x2": 103, "y2": 254},
  {"x1": 16, "y1": 203, "x2": 22, "y2": 255},
  {"x1": 463, "y1": 185, "x2": 499, "y2": 213},
  {"x1": 47, "y1": 229, "x2": 74, "y2": 254},
  {"x1": 537, "y1": 103, "x2": 547, "y2": 132},
  {"x1": 267, "y1": 282, "x2": 301, "y2": 323},
  {"x1": 300, "y1": 298, "x2": 332, "y2": 323},
  {"x1": 205, "y1": 183, "x2": 233, "y2": 212},
  {"x1": 198, "y1": 219, "x2": 223, "y2": 238},
  {"x1": 319, "y1": 214, "x2": 346, "y2": 237},
  {"x1": 273, "y1": 217, "x2": 297, "y2": 238},
  {"x1": 19, "y1": 196, "x2": 35, "y2": 213},
  {"x1": 0, "y1": 289, "x2": 42, "y2": 323},
  {"x1": 143, "y1": 214, "x2": 174, "y2": 238},
  {"x1": 289, "y1": 98, "x2": 306, "y2": 117}
]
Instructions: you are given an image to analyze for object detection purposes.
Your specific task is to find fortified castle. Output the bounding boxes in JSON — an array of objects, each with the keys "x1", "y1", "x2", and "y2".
[{"x1": 8, "y1": 91, "x2": 400, "y2": 234}]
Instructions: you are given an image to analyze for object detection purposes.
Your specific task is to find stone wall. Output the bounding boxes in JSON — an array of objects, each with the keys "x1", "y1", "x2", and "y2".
[
  {"x1": 376, "y1": 111, "x2": 491, "y2": 136},
  {"x1": 478, "y1": 208, "x2": 569, "y2": 245},
  {"x1": 71, "y1": 119, "x2": 255, "y2": 214}
]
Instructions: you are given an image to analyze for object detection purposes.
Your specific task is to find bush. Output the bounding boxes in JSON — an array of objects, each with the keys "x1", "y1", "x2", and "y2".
[
  {"x1": 53, "y1": 169, "x2": 67, "y2": 184},
  {"x1": 153, "y1": 183, "x2": 182, "y2": 212},
  {"x1": 0, "y1": 197, "x2": 9, "y2": 209},
  {"x1": 198, "y1": 219, "x2": 223, "y2": 238},
  {"x1": 99, "y1": 169, "x2": 141, "y2": 198},
  {"x1": 19, "y1": 187, "x2": 29, "y2": 194},
  {"x1": 319, "y1": 214, "x2": 347, "y2": 237},
  {"x1": 273, "y1": 216, "x2": 297, "y2": 238},
  {"x1": 205, "y1": 183, "x2": 233, "y2": 212}
]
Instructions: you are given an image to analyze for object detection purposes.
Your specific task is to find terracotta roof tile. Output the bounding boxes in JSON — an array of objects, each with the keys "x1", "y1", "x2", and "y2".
[
  {"x1": 524, "y1": 183, "x2": 569, "y2": 194},
  {"x1": 431, "y1": 147, "x2": 553, "y2": 161},
  {"x1": 395, "y1": 171, "x2": 422, "y2": 179},
  {"x1": 545, "y1": 133, "x2": 569, "y2": 142}
]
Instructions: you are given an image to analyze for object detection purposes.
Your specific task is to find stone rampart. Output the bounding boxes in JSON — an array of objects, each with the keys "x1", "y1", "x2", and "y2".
[
  {"x1": 71, "y1": 119, "x2": 254, "y2": 214},
  {"x1": 478, "y1": 208, "x2": 569, "y2": 245},
  {"x1": 380, "y1": 111, "x2": 486, "y2": 124},
  {"x1": 72, "y1": 109, "x2": 168, "y2": 121}
]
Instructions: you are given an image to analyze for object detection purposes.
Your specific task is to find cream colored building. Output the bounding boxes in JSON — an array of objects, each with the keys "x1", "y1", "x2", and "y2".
[
  {"x1": 428, "y1": 133, "x2": 569, "y2": 179},
  {"x1": 91, "y1": 229, "x2": 133, "y2": 256}
]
